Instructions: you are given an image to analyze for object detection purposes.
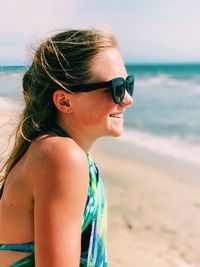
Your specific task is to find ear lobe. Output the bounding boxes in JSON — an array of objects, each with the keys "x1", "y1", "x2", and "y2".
[{"x1": 53, "y1": 90, "x2": 72, "y2": 113}]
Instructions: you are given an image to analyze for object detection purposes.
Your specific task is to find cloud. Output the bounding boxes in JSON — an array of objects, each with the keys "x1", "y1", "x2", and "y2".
[
  {"x1": 0, "y1": 0, "x2": 200, "y2": 64},
  {"x1": 0, "y1": 0, "x2": 80, "y2": 37},
  {"x1": 0, "y1": 0, "x2": 83, "y2": 64}
]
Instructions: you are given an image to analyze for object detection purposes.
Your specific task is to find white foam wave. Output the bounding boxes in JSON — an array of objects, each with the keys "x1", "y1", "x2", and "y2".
[
  {"x1": 120, "y1": 129, "x2": 200, "y2": 166},
  {"x1": 0, "y1": 97, "x2": 21, "y2": 111},
  {"x1": 0, "y1": 72, "x2": 24, "y2": 78},
  {"x1": 136, "y1": 75, "x2": 200, "y2": 94}
]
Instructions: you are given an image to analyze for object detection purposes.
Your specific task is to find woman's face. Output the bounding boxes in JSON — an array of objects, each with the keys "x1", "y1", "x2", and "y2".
[{"x1": 71, "y1": 48, "x2": 133, "y2": 139}]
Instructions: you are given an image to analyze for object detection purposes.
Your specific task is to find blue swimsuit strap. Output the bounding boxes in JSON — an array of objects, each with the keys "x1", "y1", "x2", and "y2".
[
  {"x1": 0, "y1": 242, "x2": 35, "y2": 267},
  {"x1": 0, "y1": 242, "x2": 34, "y2": 253}
]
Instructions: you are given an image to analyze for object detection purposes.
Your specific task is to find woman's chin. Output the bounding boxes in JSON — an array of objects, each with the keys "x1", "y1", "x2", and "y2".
[{"x1": 110, "y1": 127, "x2": 123, "y2": 137}]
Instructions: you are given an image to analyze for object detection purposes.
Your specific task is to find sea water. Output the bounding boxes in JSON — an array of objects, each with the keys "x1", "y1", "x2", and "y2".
[
  {"x1": 124, "y1": 64, "x2": 200, "y2": 167},
  {"x1": 0, "y1": 64, "x2": 200, "y2": 167},
  {"x1": 0, "y1": 66, "x2": 26, "y2": 110}
]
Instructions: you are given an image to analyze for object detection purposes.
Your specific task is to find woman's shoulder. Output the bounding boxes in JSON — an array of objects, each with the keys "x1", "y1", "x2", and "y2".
[
  {"x1": 26, "y1": 135, "x2": 89, "y2": 196},
  {"x1": 31, "y1": 134, "x2": 86, "y2": 164}
]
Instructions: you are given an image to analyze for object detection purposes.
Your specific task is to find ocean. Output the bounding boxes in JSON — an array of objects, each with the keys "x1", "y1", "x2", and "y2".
[{"x1": 0, "y1": 64, "x2": 200, "y2": 166}]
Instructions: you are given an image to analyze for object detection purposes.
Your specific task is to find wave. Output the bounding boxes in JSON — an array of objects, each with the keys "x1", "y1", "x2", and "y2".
[
  {"x1": 135, "y1": 74, "x2": 200, "y2": 93},
  {"x1": 0, "y1": 71, "x2": 24, "y2": 78},
  {"x1": 0, "y1": 97, "x2": 21, "y2": 111},
  {"x1": 120, "y1": 129, "x2": 200, "y2": 166},
  {"x1": 0, "y1": 66, "x2": 27, "y2": 77}
]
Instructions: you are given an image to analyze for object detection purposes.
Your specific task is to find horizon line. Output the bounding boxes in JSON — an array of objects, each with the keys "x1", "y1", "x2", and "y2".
[{"x1": 1, "y1": 62, "x2": 200, "y2": 67}]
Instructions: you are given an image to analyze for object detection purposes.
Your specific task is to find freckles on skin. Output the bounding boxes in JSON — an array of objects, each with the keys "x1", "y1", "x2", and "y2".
[
  {"x1": 74, "y1": 90, "x2": 123, "y2": 137},
  {"x1": 74, "y1": 91, "x2": 114, "y2": 126}
]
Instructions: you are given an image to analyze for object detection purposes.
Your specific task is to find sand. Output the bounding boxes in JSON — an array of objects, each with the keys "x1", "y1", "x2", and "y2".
[
  {"x1": 91, "y1": 143, "x2": 200, "y2": 267},
  {"x1": 1, "y1": 111, "x2": 200, "y2": 267},
  {"x1": 0, "y1": 111, "x2": 19, "y2": 168}
]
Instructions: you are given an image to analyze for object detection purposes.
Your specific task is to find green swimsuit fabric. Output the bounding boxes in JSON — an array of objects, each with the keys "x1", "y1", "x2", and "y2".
[{"x1": 0, "y1": 152, "x2": 108, "y2": 267}]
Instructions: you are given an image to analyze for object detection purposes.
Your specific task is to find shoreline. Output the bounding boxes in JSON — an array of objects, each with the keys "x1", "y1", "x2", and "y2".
[{"x1": 94, "y1": 136, "x2": 200, "y2": 183}]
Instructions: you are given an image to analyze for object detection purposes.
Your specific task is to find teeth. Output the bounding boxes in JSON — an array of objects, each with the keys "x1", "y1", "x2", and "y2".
[{"x1": 110, "y1": 113, "x2": 122, "y2": 118}]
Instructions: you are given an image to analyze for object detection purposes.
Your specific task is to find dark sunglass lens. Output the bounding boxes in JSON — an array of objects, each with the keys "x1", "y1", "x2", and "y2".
[
  {"x1": 114, "y1": 83, "x2": 125, "y2": 104},
  {"x1": 112, "y1": 78, "x2": 125, "y2": 104},
  {"x1": 128, "y1": 82, "x2": 134, "y2": 96},
  {"x1": 127, "y1": 76, "x2": 134, "y2": 96}
]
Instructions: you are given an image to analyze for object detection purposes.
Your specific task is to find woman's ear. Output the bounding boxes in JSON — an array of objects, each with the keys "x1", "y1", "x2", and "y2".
[{"x1": 53, "y1": 90, "x2": 73, "y2": 114}]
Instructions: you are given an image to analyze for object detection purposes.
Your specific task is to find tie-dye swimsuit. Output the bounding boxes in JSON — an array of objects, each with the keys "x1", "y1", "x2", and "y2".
[{"x1": 0, "y1": 125, "x2": 108, "y2": 267}]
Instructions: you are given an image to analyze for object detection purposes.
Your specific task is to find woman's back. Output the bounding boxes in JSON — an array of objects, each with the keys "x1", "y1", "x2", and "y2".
[{"x1": 0, "y1": 143, "x2": 34, "y2": 240}]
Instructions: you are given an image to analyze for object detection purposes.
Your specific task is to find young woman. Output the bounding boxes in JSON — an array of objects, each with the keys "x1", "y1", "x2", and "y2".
[{"x1": 0, "y1": 28, "x2": 134, "y2": 266}]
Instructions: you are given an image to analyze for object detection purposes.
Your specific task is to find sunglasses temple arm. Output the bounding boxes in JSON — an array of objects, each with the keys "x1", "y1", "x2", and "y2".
[{"x1": 68, "y1": 81, "x2": 112, "y2": 92}]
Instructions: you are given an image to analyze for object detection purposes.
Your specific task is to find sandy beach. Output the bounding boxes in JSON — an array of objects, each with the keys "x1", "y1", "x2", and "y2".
[
  {"x1": 1, "y1": 111, "x2": 200, "y2": 267},
  {"x1": 91, "y1": 139, "x2": 200, "y2": 267}
]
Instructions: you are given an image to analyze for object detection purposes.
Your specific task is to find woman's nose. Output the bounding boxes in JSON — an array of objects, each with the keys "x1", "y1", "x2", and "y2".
[{"x1": 121, "y1": 90, "x2": 133, "y2": 107}]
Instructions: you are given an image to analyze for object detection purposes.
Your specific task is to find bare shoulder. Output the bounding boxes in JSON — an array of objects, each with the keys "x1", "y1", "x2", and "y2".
[
  {"x1": 27, "y1": 135, "x2": 89, "y2": 199},
  {"x1": 31, "y1": 135, "x2": 87, "y2": 167}
]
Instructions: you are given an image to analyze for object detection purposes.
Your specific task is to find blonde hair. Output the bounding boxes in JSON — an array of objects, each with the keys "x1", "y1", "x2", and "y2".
[{"x1": 0, "y1": 28, "x2": 117, "y2": 196}]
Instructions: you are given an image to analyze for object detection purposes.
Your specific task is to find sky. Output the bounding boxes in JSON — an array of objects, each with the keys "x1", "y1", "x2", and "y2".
[{"x1": 0, "y1": 0, "x2": 200, "y2": 65}]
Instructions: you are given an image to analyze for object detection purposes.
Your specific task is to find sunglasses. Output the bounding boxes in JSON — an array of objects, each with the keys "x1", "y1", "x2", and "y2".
[{"x1": 67, "y1": 75, "x2": 134, "y2": 104}]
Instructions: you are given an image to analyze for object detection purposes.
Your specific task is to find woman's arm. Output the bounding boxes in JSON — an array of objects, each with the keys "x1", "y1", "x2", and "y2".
[{"x1": 31, "y1": 137, "x2": 89, "y2": 267}]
